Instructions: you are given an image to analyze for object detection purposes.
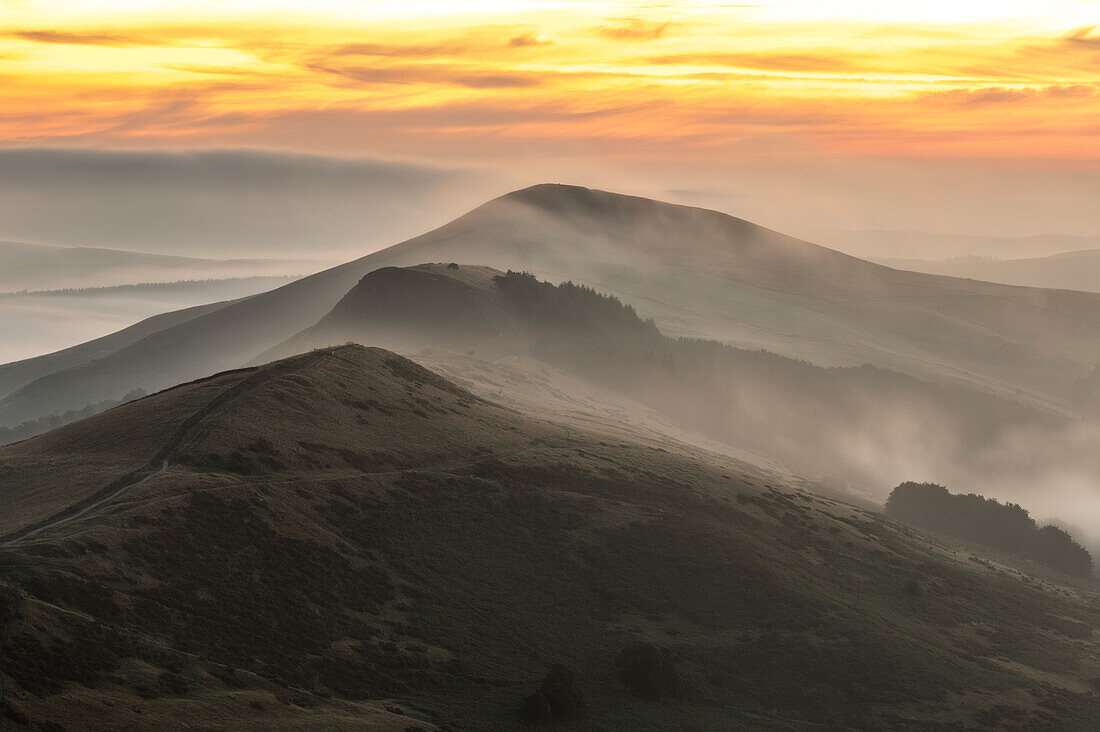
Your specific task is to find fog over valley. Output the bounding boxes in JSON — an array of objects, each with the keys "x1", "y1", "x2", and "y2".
[{"x1": 4, "y1": 4, "x2": 1100, "y2": 721}]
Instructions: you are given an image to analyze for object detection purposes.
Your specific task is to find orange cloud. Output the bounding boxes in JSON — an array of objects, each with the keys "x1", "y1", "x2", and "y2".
[
  {"x1": 648, "y1": 51, "x2": 867, "y2": 72},
  {"x1": 9, "y1": 29, "x2": 149, "y2": 46},
  {"x1": 0, "y1": 8, "x2": 1096, "y2": 168},
  {"x1": 594, "y1": 18, "x2": 673, "y2": 41}
]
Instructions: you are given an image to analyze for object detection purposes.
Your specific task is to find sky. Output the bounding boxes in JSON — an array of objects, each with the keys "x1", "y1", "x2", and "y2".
[{"x1": 1, "y1": 1, "x2": 1099, "y2": 256}]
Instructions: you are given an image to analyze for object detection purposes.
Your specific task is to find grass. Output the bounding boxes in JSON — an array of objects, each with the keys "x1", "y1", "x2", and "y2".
[{"x1": 2, "y1": 346, "x2": 1100, "y2": 730}]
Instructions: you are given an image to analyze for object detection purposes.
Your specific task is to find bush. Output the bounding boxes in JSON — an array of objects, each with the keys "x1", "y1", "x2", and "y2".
[
  {"x1": 885, "y1": 482, "x2": 1094, "y2": 578},
  {"x1": 615, "y1": 643, "x2": 681, "y2": 700},
  {"x1": 518, "y1": 664, "x2": 584, "y2": 723}
]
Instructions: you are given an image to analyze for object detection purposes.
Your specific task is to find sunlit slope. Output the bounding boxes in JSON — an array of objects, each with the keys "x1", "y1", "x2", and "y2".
[
  {"x1": 6, "y1": 184, "x2": 1100, "y2": 428},
  {"x1": 0, "y1": 365, "x2": 255, "y2": 538},
  {"x1": 2, "y1": 345, "x2": 1099, "y2": 729}
]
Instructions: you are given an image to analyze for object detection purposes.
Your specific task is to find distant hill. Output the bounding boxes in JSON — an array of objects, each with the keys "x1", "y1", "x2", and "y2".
[
  {"x1": 0, "y1": 276, "x2": 302, "y2": 364},
  {"x1": 6, "y1": 184, "x2": 1100, "y2": 430},
  {"x1": 0, "y1": 239, "x2": 327, "y2": 292},
  {"x1": 874, "y1": 250, "x2": 1100, "y2": 294},
  {"x1": 3, "y1": 345, "x2": 1099, "y2": 728},
  {"x1": 813, "y1": 229, "x2": 1100, "y2": 261}
]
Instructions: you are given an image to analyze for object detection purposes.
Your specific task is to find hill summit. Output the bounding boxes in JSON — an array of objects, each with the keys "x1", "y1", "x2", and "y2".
[{"x1": 7, "y1": 184, "x2": 1100, "y2": 432}]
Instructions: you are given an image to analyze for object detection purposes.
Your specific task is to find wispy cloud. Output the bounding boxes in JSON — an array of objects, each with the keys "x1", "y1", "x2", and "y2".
[
  {"x1": 307, "y1": 61, "x2": 543, "y2": 89},
  {"x1": 1, "y1": 10, "x2": 1099, "y2": 171},
  {"x1": 594, "y1": 18, "x2": 673, "y2": 41},
  {"x1": 9, "y1": 29, "x2": 149, "y2": 46},
  {"x1": 649, "y1": 51, "x2": 866, "y2": 73},
  {"x1": 508, "y1": 32, "x2": 551, "y2": 48},
  {"x1": 923, "y1": 84, "x2": 1098, "y2": 106}
]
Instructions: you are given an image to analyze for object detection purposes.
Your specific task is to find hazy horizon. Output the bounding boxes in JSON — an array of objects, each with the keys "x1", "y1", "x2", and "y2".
[{"x1": 2, "y1": 1, "x2": 1100, "y2": 266}]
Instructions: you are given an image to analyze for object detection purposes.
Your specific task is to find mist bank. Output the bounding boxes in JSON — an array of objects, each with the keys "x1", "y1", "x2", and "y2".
[
  {"x1": 7, "y1": 184, "x2": 1100, "y2": 457},
  {"x1": 264, "y1": 265, "x2": 1100, "y2": 538},
  {"x1": 0, "y1": 276, "x2": 301, "y2": 363},
  {"x1": 872, "y1": 250, "x2": 1100, "y2": 294},
  {"x1": 0, "y1": 148, "x2": 493, "y2": 260},
  {"x1": 0, "y1": 239, "x2": 329, "y2": 292},
  {"x1": 812, "y1": 230, "x2": 1100, "y2": 261}
]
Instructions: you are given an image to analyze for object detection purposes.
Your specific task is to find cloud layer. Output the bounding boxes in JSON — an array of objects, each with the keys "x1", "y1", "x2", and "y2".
[
  {"x1": 0, "y1": 148, "x2": 494, "y2": 258},
  {"x1": 0, "y1": 4, "x2": 1098, "y2": 241}
]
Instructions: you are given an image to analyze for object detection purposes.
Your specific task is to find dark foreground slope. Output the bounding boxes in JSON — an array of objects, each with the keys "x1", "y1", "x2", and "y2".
[
  {"x1": 2, "y1": 346, "x2": 1100, "y2": 730},
  {"x1": 8, "y1": 184, "x2": 1100, "y2": 429}
]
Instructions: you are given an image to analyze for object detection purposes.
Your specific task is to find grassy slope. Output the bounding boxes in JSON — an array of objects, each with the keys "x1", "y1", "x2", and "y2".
[
  {"x1": 262, "y1": 265, "x2": 1072, "y2": 499},
  {"x1": 1, "y1": 346, "x2": 1099, "y2": 730},
  {"x1": 8, "y1": 184, "x2": 1100, "y2": 427}
]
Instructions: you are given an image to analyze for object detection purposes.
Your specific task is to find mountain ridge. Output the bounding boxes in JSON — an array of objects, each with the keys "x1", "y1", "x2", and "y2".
[{"x1": 5, "y1": 184, "x2": 1100, "y2": 429}]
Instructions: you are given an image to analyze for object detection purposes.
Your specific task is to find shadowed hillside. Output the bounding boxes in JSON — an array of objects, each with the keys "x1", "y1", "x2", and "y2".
[
  {"x1": 265, "y1": 265, "x2": 1093, "y2": 508},
  {"x1": 2, "y1": 345, "x2": 1100, "y2": 729},
  {"x1": 7, "y1": 185, "x2": 1100, "y2": 430}
]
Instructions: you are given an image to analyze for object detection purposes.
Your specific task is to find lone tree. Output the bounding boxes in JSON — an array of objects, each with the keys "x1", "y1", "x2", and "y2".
[{"x1": 447, "y1": 262, "x2": 459, "y2": 276}]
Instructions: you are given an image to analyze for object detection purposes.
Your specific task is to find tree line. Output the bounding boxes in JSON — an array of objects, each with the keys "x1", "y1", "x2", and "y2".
[{"x1": 885, "y1": 482, "x2": 1093, "y2": 579}]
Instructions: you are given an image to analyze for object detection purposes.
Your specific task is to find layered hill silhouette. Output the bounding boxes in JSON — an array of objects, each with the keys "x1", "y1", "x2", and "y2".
[
  {"x1": 874, "y1": 250, "x2": 1100, "y2": 294},
  {"x1": 6, "y1": 184, "x2": 1100, "y2": 430},
  {"x1": 263, "y1": 264, "x2": 1085, "y2": 499},
  {"x1": 3, "y1": 345, "x2": 1100, "y2": 729},
  {"x1": 0, "y1": 239, "x2": 325, "y2": 292}
]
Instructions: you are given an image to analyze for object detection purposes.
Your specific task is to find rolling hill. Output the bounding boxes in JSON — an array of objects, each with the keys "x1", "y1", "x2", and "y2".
[
  {"x1": 0, "y1": 276, "x2": 301, "y2": 364},
  {"x1": 6, "y1": 185, "x2": 1100, "y2": 430},
  {"x1": 261, "y1": 264, "x2": 1093, "y2": 510},
  {"x1": 0, "y1": 240, "x2": 327, "y2": 292},
  {"x1": 2, "y1": 345, "x2": 1100, "y2": 729},
  {"x1": 873, "y1": 250, "x2": 1100, "y2": 294}
]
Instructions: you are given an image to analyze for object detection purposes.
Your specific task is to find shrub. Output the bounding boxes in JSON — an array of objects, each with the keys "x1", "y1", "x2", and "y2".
[{"x1": 518, "y1": 664, "x2": 584, "y2": 723}]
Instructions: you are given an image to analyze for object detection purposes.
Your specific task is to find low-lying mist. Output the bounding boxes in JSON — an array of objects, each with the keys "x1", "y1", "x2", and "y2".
[
  {"x1": 283, "y1": 265, "x2": 1100, "y2": 546},
  {"x1": 0, "y1": 277, "x2": 302, "y2": 363}
]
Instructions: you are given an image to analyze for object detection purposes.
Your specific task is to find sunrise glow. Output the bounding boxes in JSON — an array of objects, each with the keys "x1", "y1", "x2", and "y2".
[{"x1": 0, "y1": 1, "x2": 1097, "y2": 164}]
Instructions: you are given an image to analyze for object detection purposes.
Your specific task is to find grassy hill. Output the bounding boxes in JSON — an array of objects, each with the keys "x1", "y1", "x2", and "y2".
[
  {"x1": 7, "y1": 185, "x2": 1100, "y2": 429},
  {"x1": 264, "y1": 265, "x2": 1081, "y2": 505},
  {"x1": 2, "y1": 345, "x2": 1100, "y2": 729}
]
